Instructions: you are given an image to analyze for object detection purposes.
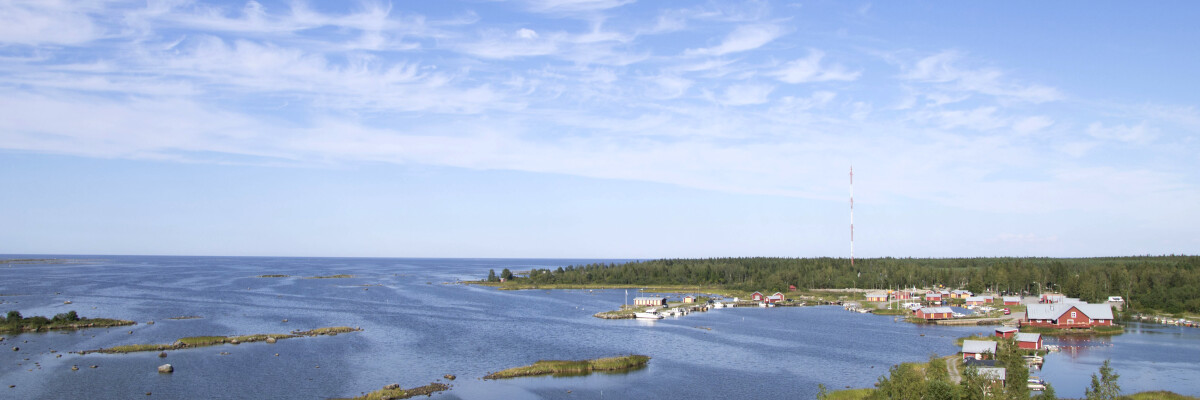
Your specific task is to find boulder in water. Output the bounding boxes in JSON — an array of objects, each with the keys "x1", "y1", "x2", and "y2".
[
  {"x1": 444, "y1": 374, "x2": 456, "y2": 380},
  {"x1": 384, "y1": 384, "x2": 400, "y2": 390},
  {"x1": 157, "y1": 364, "x2": 173, "y2": 373}
]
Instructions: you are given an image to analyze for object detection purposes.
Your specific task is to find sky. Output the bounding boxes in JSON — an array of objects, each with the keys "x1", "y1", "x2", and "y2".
[{"x1": 1, "y1": 0, "x2": 1198, "y2": 258}]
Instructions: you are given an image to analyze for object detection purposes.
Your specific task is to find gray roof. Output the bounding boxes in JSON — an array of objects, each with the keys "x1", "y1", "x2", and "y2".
[
  {"x1": 966, "y1": 296, "x2": 986, "y2": 302},
  {"x1": 1026, "y1": 303, "x2": 1113, "y2": 320},
  {"x1": 1016, "y1": 332, "x2": 1041, "y2": 343},
  {"x1": 632, "y1": 297, "x2": 665, "y2": 302},
  {"x1": 977, "y1": 367, "x2": 1006, "y2": 381},
  {"x1": 1003, "y1": 296, "x2": 1021, "y2": 302},
  {"x1": 925, "y1": 293, "x2": 941, "y2": 298},
  {"x1": 995, "y1": 327, "x2": 1018, "y2": 333},
  {"x1": 921, "y1": 307, "x2": 953, "y2": 314},
  {"x1": 962, "y1": 340, "x2": 997, "y2": 355},
  {"x1": 866, "y1": 292, "x2": 888, "y2": 297}
]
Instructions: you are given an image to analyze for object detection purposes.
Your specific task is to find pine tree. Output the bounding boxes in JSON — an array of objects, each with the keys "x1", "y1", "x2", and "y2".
[{"x1": 1085, "y1": 359, "x2": 1120, "y2": 400}]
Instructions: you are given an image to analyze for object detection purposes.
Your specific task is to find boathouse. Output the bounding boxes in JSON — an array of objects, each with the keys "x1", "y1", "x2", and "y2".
[
  {"x1": 925, "y1": 293, "x2": 942, "y2": 304},
  {"x1": 965, "y1": 296, "x2": 987, "y2": 306},
  {"x1": 767, "y1": 292, "x2": 786, "y2": 303},
  {"x1": 750, "y1": 292, "x2": 765, "y2": 302},
  {"x1": 962, "y1": 340, "x2": 997, "y2": 360},
  {"x1": 915, "y1": 306, "x2": 953, "y2": 320},
  {"x1": 634, "y1": 297, "x2": 668, "y2": 306},
  {"x1": 683, "y1": 296, "x2": 695, "y2": 303},
  {"x1": 951, "y1": 290, "x2": 972, "y2": 299},
  {"x1": 1016, "y1": 332, "x2": 1042, "y2": 350},
  {"x1": 1003, "y1": 296, "x2": 1021, "y2": 306},
  {"x1": 994, "y1": 327, "x2": 1018, "y2": 338},
  {"x1": 866, "y1": 292, "x2": 888, "y2": 302},
  {"x1": 1023, "y1": 303, "x2": 1114, "y2": 328}
]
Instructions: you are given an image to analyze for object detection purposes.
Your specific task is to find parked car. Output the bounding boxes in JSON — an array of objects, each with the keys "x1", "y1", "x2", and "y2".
[{"x1": 1003, "y1": 308, "x2": 1011, "y2": 315}]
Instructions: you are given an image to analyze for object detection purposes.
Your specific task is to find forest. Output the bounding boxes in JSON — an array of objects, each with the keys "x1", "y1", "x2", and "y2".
[{"x1": 497, "y1": 256, "x2": 1200, "y2": 314}]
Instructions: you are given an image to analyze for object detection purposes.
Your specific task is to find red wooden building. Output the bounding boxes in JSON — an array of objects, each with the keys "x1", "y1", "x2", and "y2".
[
  {"x1": 994, "y1": 327, "x2": 1018, "y2": 338},
  {"x1": 766, "y1": 292, "x2": 786, "y2": 303},
  {"x1": 915, "y1": 307, "x2": 953, "y2": 320},
  {"x1": 1016, "y1": 333, "x2": 1043, "y2": 350},
  {"x1": 1023, "y1": 303, "x2": 1114, "y2": 328},
  {"x1": 1003, "y1": 296, "x2": 1021, "y2": 306},
  {"x1": 750, "y1": 292, "x2": 765, "y2": 302}
]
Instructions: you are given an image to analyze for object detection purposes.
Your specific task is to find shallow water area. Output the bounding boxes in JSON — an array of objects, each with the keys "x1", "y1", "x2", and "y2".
[{"x1": 2, "y1": 256, "x2": 1198, "y2": 399}]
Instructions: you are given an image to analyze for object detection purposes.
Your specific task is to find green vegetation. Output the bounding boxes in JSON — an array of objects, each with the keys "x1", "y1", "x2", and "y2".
[
  {"x1": 256, "y1": 274, "x2": 290, "y2": 278},
  {"x1": 483, "y1": 355, "x2": 650, "y2": 379},
  {"x1": 871, "y1": 308, "x2": 910, "y2": 315},
  {"x1": 81, "y1": 326, "x2": 360, "y2": 354},
  {"x1": 1087, "y1": 359, "x2": 1121, "y2": 400},
  {"x1": 305, "y1": 274, "x2": 355, "y2": 279},
  {"x1": 2, "y1": 310, "x2": 135, "y2": 334},
  {"x1": 1119, "y1": 392, "x2": 1200, "y2": 400},
  {"x1": 333, "y1": 382, "x2": 450, "y2": 400},
  {"x1": 492, "y1": 256, "x2": 1200, "y2": 313}
]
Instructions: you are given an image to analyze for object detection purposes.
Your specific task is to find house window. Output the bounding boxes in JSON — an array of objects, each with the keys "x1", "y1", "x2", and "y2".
[{"x1": 1071, "y1": 311, "x2": 1077, "y2": 318}]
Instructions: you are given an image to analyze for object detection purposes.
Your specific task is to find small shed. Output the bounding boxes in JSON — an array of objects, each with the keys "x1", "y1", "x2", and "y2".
[
  {"x1": 1003, "y1": 296, "x2": 1021, "y2": 305},
  {"x1": 866, "y1": 292, "x2": 888, "y2": 302},
  {"x1": 683, "y1": 296, "x2": 695, "y2": 303},
  {"x1": 977, "y1": 367, "x2": 1007, "y2": 386},
  {"x1": 994, "y1": 327, "x2": 1018, "y2": 338},
  {"x1": 962, "y1": 340, "x2": 998, "y2": 360},
  {"x1": 1016, "y1": 332, "x2": 1042, "y2": 350},
  {"x1": 750, "y1": 292, "x2": 765, "y2": 302},
  {"x1": 965, "y1": 296, "x2": 987, "y2": 306},
  {"x1": 767, "y1": 292, "x2": 786, "y2": 303}
]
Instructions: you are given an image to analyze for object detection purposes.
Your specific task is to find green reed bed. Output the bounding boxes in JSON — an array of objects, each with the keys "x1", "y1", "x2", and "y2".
[{"x1": 484, "y1": 355, "x2": 650, "y2": 379}]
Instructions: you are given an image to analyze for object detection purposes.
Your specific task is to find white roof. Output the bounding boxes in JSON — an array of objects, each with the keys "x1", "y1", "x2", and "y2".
[
  {"x1": 633, "y1": 297, "x2": 665, "y2": 302},
  {"x1": 977, "y1": 367, "x2": 1006, "y2": 381},
  {"x1": 966, "y1": 296, "x2": 986, "y2": 302},
  {"x1": 925, "y1": 293, "x2": 941, "y2": 298},
  {"x1": 1016, "y1": 333, "x2": 1041, "y2": 343},
  {"x1": 921, "y1": 307, "x2": 953, "y2": 314},
  {"x1": 962, "y1": 340, "x2": 997, "y2": 355},
  {"x1": 1003, "y1": 296, "x2": 1020, "y2": 302},
  {"x1": 1026, "y1": 303, "x2": 1113, "y2": 320},
  {"x1": 866, "y1": 292, "x2": 888, "y2": 297},
  {"x1": 995, "y1": 327, "x2": 1018, "y2": 333},
  {"x1": 1108, "y1": 296, "x2": 1124, "y2": 302}
]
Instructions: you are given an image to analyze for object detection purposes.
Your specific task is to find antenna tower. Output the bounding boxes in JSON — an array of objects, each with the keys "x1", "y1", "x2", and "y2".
[{"x1": 850, "y1": 166, "x2": 854, "y2": 267}]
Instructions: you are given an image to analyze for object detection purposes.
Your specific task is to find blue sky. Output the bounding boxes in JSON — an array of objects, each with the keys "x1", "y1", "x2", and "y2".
[{"x1": 1, "y1": 0, "x2": 1198, "y2": 258}]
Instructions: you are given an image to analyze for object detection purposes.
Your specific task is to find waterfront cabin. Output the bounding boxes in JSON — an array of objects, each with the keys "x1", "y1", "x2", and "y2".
[
  {"x1": 634, "y1": 297, "x2": 668, "y2": 307},
  {"x1": 925, "y1": 293, "x2": 943, "y2": 304},
  {"x1": 916, "y1": 306, "x2": 953, "y2": 320},
  {"x1": 1016, "y1": 332, "x2": 1043, "y2": 350},
  {"x1": 952, "y1": 290, "x2": 972, "y2": 299},
  {"x1": 994, "y1": 327, "x2": 1018, "y2": 338},
  {"x1": 1003, "y1": 296, "x2": 1021, "y2": 306},
  {"x1": 962, "y1": 340, "x2": 998, "y2": 360},
  {"x1": 767, "y1": 292, "x2": 786, "y2": 303},
  {"x1": 1023, "y1": 303, "x2": 1114, "y2": 328},
  {"x1": 751, "y1": 292, "x2": 765, "y2": 302},
  {"x1": 683, "y1": 296, "x2": 695, "y2": 303},
  {"x1": 984, "y1": 296, "x2": 995, "y2": 303},
  {"x1": 866, "y1": 292, "x2": 888, "y2": 302},
  {"x1": 965, "y1": 296, "x2": 987, "y2": 306}
]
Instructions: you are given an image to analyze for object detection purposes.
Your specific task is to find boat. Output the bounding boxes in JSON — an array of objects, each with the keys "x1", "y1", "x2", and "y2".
[
  {"x1": 1027, "y1": 377, "x2": 1046, "y2": 391},
  {"x1": 1023, "y1": 355, "x2": 1044, "y2": 364},
  {"x1": 635, "y1": 309, "x2": 663, "y2": 320}
]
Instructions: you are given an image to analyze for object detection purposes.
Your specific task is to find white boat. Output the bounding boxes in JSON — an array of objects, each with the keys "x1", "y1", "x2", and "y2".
[
  {"x1": 1023, "y1": 355, "x2": 1044, "y2": 364},
  {"x1": 1027, "y1": 377, "x2": 1046, "y2": 391},
  {"x1": 635, "y1": 309, "x2": 663, "y2": 320},
  {"x1": 759, "y1": 302, "x2": 768, "y2": 307}
]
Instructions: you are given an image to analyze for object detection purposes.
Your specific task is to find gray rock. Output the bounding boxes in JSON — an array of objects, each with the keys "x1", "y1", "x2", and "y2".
[
  {"x1": 157, "y1": 364, "x2": 173, "y2": 373},
  {"x1": 444, "y1": 374, "x2": 456, "y2": 380},
  {"x1": 265, "y1": 337, "x2": 276, "y2": 344},
  {"x1": 158, "y1": 352, "x2": 167, "y2": 358},
  {"x1": 384, "y1": 384, "x2": 400, "y2": 390}
]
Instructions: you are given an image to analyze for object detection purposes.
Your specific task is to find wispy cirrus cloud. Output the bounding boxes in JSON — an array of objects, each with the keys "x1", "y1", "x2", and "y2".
[
  {"x1": 771, "y1": 49, "x2": 860, "y2": 84},
  {"x1": 685, "y1": 24, "x2": 784, "y2": 56}
]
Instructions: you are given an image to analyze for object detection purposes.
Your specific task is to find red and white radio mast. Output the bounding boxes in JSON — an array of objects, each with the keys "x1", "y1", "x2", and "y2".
[{"x1": 850, "y1": 166, "x2": 854, "y2": 267}]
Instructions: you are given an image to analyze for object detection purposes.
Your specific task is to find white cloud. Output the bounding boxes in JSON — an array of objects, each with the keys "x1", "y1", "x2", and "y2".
[
  {"x1": 521, "y1": 0, "x2": 636, "y2": 14},
  {"x1": 1086, "y1": 122, "x2": 1157, "y2": 144},
  {"x1": 1013, "y1": 116, "x2": 1054, "y2": 134},
  {"x1": 904, "y1": 51, "x2": 1062, "y2": 103},
  {"x1": 772, "y1": 50, "x2": 861, "y2": 84},
  {"x1": 685, "y1": 24, "x2": 784, "y2": 56},
  {"x1": 719, "y1": 83, "x2": 774, "y2": 105},
  {"x1": 0, "y1": 0, "x2": 103, "y2": 45}
]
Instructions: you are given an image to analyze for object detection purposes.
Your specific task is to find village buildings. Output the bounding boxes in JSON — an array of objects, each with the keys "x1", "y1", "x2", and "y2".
[
  {"x1": 915, "y1": 306, "x2": 953, "y2": 320},
  {"x1": 962, "y1": 340, "x2": 997, "y2": 360},
  {"x1": 634, "y1": 297, "x2": 668, "y2": 306},
  {"x1": 1016, "y1": 332, "x2": 1043, "y2": 350}
]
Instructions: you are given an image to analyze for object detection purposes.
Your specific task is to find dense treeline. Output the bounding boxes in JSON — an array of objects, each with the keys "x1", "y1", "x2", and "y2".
[{"x1": 506, "y1": 256, "x2": 1200, "y2": 313}]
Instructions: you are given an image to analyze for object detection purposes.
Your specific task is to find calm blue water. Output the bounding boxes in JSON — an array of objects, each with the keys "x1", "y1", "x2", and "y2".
[{"x1": 1, "y1": 256, "x2": 1197, "y2": 399}]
